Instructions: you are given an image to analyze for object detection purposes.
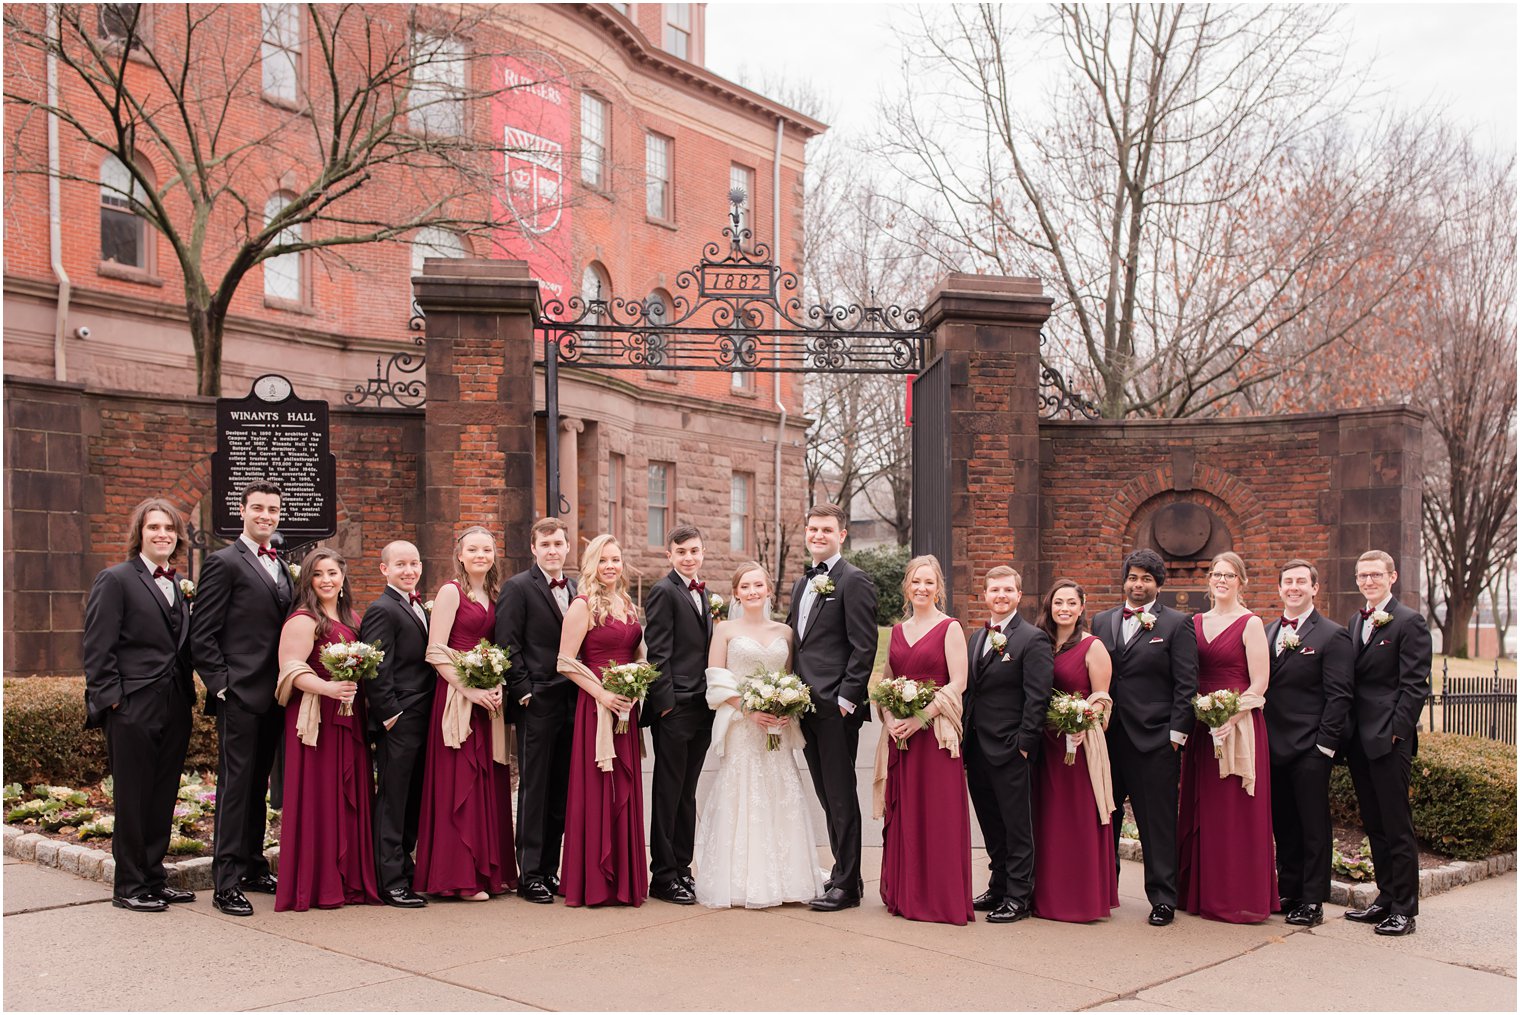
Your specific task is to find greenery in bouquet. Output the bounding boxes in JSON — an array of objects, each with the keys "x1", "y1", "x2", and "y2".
[
  {"x1": 319, "y1": 640, "x2": 386, "y2": 716},
  {"x1": 600, "y1": 661, "x2": 661, "y2": 733},
  {"x1": 452, "y1": 639, "x2": 511, "y2": 691},
  {"x1": 871, "y1": 676, "x2": 939, "y2": 750},
  {"x1": 1045, "y1": 691, "x2": 1102, "y2": 765},
  {"x1": 1192, "y1": 689, "x2": 1242, "y2": 759},
  {"x1": 738, "y1": 670, "x2": 815, "y2": 750}
]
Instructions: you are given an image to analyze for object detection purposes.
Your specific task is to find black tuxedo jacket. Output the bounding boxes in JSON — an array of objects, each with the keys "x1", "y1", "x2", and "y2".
[
  {"x1": 965, "y1": 615, "x2": 1055, "y2": 763},
  {"x1": 1346, "y1": 598, "x2": 1432, "y2": 759},
  {"x1": 358, "y1": 587, "x2": 435, "y2": 731},
  {"x1": 82, "y1": 558, "x2": 193, "y2": 728},
  {"x1": 1092, "y1": 601, "x2": 1199, "y2": 753},
  {"x1": 190, "y1": 540, "x2": 293, "y2": 716},
  {"x1": 643, "y1": 570, "x2": 713, "y2": 719},
  {"x1": 1263, "y1": 609, "x2": 1354, "y2": 765},
  {"x1": 495, "y1": 564, "x2": 577, "y2": 702},
  {"x1": 785, "y1": 559, "x2": 879, "y2": 714}
]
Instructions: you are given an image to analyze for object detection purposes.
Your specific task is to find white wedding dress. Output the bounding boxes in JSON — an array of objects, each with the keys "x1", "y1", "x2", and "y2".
[{"x1": 693, "y1": 635, "x2": 826, "y2": 909}]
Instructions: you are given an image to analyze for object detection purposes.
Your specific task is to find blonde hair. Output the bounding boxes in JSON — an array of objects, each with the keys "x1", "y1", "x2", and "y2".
[
  {"x1": 453, "y1": 525, "x2": 500, "y2": 604},
  {"x1": 1211, "y1": 551, "x2": 1249, "y2": 588},
  {"x1": 900, "y1": 554, "x2": 947, "y2": 619},
  {"x1": 579, "y1": 533, "x2": 631, "y2": 627},
  {"x1": 1358, "y1": 550, "x2": 1396, "y2": 573},
  {"x1": 730, "y1": 560, "x2": 770, "y2": 592},
  {"x1": 985, "y1": 564, "x2": 1022, "y2": 591}
]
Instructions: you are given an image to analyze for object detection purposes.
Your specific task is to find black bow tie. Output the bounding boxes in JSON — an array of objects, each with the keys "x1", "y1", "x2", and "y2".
[
  {"x1": 1281, "y1": 616, "x2": 1299, "y2": 630},
  {"x1": 548, "y1": 577, "x2": 568, "y2": 590},
  {"x1": 153, "y1": 566, "x2": 177, "y2": 581},
  {"x1": 805, "y1": 562, "x2": 830, "y2": 578},
  {"x1": 687, "y1": 580, "x2": 706, "y2": 593}
]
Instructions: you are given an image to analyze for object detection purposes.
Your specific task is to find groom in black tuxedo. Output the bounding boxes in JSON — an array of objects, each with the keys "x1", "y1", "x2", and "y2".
[
  {"x1": 642, "y1": 524, "x2": 715, "y2": 905},
  {"x1": 191, "y1": 480, "x2": 293, "y2": 917},
  {"x1": 1093, "y1": 548, "x2": 1198, "y2": 927},
  {"x1": 963, "y1": 565, "x2": 1054, "y2": 924},
  {"x1": 1342, "y1": 550, "x2": 1431, "y2": 937},
  {"x1": 358, "y1": 540, "x2": 433, "y2": 908},
  {"x1": 83, "y1": 498, "x2": 195, "y2": 912},
  {"x1": 1263, "y1": 558, "x2": 1353, "y2": 929},
  {"x1": 785, "y1": 503, "x2": 879, "y2": 912}
]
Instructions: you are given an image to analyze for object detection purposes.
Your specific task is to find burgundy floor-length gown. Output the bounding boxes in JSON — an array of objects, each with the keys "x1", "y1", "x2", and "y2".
[
  {"x1": 274, "y1": 613, "x2": 382, "y2": 912},
  {"x1": 1177, "y1": 613, "x2": 1278, "y2": 923},
  {"x1": 879, "y1": 617, "x2": 974, "y2": 925},
  {"x1": 412, "y1": 581, "x2": 518, "y2": 897},
  {"x1": 563, "y1": 601, "x2": 648, "y2": 907},
  {"x1": 1032, "y1": 634, "x2": 1119, "y2": 922}
]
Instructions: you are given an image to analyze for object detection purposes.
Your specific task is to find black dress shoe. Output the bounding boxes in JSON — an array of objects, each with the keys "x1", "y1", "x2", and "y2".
[
  {"x1": 382, "y1": 888, "x2": 428, "y2": 908},
  {"x1": 153, "y1": 886, "x2": 196, "y2": 904},
  {"x1": 212, "y1": 889, "x2": 254, "y2": 917},
  {"x1": 650, "y1": 880, "x2": 696, "y2": 905},
  {"x1": 1374, "y1": 914, "x2": 1416, "y2": 936},
  {"x1": 1148, "y1": 903, "x2": 1175, "y2": 926},
  {"x1": 1285, "y1": 903, "x2": 1324, "y2": 927},
  {"x1": 986, "y1": 899, "x2": 1031, "y2": 924},
  {"x1": 678, "y1": 874, "x2": 696, "y2": 893},
  {"x1": 112, "y1": 894, "x2": 168, "y2": 913},
  {"x1": 239, "y1": 873, "x2": 278, "y2": 895},
  {"x1": 1344, "y1": 902, "x2": 1391, "y2": 924},
  {"x1": 517, "y1": 880, "x2": 554, "y2": 904},
  {"x1": 1279, "y1": 896, "x2": 1301, "y2": 914},
  {"x1": 546, "y1": 874, "x2": 563, "y2": 897},
  {"x1": 808, "y1": 887, "x2": 861, "y2": 912},
  {"x1": 972, "y1": 888, "x2": 1002, "y2": 912}
]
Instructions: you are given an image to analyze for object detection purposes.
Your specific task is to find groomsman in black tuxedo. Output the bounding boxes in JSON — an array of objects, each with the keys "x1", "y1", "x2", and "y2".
[
  {"x1": 964, "y1": 565, "x2": 1054, "y2": 924},
  {"x1": 642, "y1": 525, "x2": 715, "y2": 905},
  {"x1": 496, "y1": 517, "x2": 577, "y2": 904},
  {"x1": 785, "y1": 503, "x2": 879, "y2": 912},
  {"x1": 1093, "y1": 548, "x2": 1198, "y2": 926},
  {"x1": 358, "y1": 540, "x2": 432, "y2": 909},
  {"x1": 1263, "y1": 559, "x2": 1353, "y2": 928},
  {"x1": 83, "y1": 498, "x2": 196, "y2": 912},
  {"x1": 1342, "y1": 550, "x2": 1431, "y2": 937},
  {"x1": 190, "y1": 480, "x2": 292, "y2": 917}
]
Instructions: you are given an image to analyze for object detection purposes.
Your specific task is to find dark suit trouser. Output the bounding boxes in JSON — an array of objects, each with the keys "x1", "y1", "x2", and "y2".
[
  {"x1": 964, "y1": 733, "x2": 1035, "y2": 905},
  {"x1": 516, "y1": 682, "x2": 577, "y2": 882},
  {"x1": 105, "y1": 679, "x2": 191, "y2": 898},
  {"x1": 649, "y1": 700, "x2": 713, "y2": 884},
  {"x1": 1108, "y1": 713, "x2": 1181, "y2": 908},
  {"x1": 1271, "y1": 752, "x2": 1333, "y2": 904},
  {"x1": 801, "y1": 708, "x2": 863, "y2": 892},
  {"x1": 213, "y1": 697, "x2": 283, "y2": 891},
  {"x1": 372, "y1": 708, "x2": 430, "y2": 893},
  {"x1": 1347, "y1": 736, "x2": 1419, "y2": 916}
]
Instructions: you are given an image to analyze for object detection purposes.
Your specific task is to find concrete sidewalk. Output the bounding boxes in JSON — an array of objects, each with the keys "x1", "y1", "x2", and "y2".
[{"x1": 3, "y1": 847, "x2": 1515, "y2": 1012}]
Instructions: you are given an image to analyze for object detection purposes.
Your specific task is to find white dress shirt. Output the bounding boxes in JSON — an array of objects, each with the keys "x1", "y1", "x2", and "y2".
[
  {"x1": 982, "y1": 612, "x2": 1013, "y2": 656},
  {"x1": 1361, "y1": 595, "x2": 1393, "y2": 645},
  {"x1": 140, "y1": 553, "x2": 175, "y2": 606},
  {"x1": 239, "y1": 533, "x2": 280, "y2": 581},
  {"x1": 389, "y1": 583, "x2": 427, "y2": 625}
]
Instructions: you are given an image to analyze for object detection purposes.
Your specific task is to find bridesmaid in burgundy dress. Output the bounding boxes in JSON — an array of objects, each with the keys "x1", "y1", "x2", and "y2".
[
  {"x1": 1178, "y1": 551, "x2": 1277, "y2": 923},
  {"x1": 558, "y1": 534, "x2": 648, "y2": 907},
  {"x1": 878, "y1": 555, "x2": 973, "y2": 925},
  {"x1": 1031, "y1": 579, "x2": 1119, "y2": 922},
  {"x1": 413, "y1": 526, "x2": 518, "y2": 900},
  {"x1": 274, "y1": 548, "x2": 381, "y2": 912}
]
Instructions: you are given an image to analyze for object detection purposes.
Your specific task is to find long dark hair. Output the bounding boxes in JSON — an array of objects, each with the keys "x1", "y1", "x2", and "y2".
[
  {"x1": 125, "y1": 497, "x2": 187, "y2": 561},
  {"x1": 1037, "y1": 578, "x2": 1089, "y2": 656},
  {"x1": 290, "y1": 547, "x2": 356, "y2": 643}
]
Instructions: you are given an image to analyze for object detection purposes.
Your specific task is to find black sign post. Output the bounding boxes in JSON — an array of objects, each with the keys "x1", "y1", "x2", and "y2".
[{"x1": 211, "y1": 374, "x2": 337, "y2": 543}]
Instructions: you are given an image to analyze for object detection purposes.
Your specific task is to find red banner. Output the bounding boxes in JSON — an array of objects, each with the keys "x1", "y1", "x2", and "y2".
[{"x1": 492, "y1": 57, "x2": 572, "y2": 306}]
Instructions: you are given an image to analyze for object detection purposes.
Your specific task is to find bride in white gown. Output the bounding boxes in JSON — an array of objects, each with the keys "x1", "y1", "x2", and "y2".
[{"x1": 693, "y1": 562, "x2": 826, "y2": 909}]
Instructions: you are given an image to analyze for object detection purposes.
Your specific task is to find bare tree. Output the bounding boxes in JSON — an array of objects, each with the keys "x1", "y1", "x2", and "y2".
[
  {"x1": 880, "y1": 3, "x2": 1448, "y2": 418},
  {"x1": 4, "y1": 3, "x2": 554, "y2": 395}
]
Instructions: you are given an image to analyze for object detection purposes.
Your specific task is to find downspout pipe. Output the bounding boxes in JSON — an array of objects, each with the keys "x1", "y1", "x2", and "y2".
[
  {"x1": 47, "y1": 3, "x2": 70, "y2": 381},
  {"x1": 771, "y1": 116, "x2": 786, "y2": 581}
]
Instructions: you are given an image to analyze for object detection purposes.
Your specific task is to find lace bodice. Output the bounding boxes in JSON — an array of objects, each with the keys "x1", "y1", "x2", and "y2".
[{"x1": 725, "y1": 634, "x2": 790, "y2": 679}]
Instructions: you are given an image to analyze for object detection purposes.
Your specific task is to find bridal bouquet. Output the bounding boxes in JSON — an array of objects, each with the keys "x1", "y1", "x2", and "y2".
[
  {"x1": 453, "y1": 639, "x2": 512, "y2": 714},
  {"x1": 601, "y1": 661, "x2": 661, "y2": 733},
  {"x1": 871, "y1": 676, "x2": 938, "y2": 750},
  {"x1": 1193, "y1": 689, "x2": 1242, "y2": 759},
  {"x1": 1045, "y1": 692, "x2": 1103, "y2": 765},
  {"x1": 739, "y1": 670, "x2": 815, "y2": 751},
  {"x1": 318, "y1": 640, "x2": 385, "y2": 716}
]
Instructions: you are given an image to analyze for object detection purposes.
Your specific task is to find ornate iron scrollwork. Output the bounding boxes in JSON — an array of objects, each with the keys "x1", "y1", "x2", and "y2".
[
  {"x1": 1037, "y1": 364, "x2": 1101, "y2": 420},
  {"x1": 345, "y1": 335, "x2": 427, "y2": 408}
]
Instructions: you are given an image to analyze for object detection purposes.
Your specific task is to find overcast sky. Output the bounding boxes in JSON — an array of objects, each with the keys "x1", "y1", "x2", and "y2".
[{"x1": 706, "y1": 2, "x2": 1518, "y2": 152}]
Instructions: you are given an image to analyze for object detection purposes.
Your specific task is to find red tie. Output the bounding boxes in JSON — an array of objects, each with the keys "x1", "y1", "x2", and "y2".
[
  {"x1": 688, "y1": 580, "x2": 707, "y2": 593},
  {"x1": 984, "y1": 621, "x2": 1002, "y2": 633},
  {"x1": 1122, "y1": 607, "x2": 1137, "y2": 619},
  {"x1": 153, "y1": 566, "x2": 177, "y2": 580},
  {"x1": 1359, "y1": 606, "x2": 1375, "y2": 620},
  {"x1": 1281, "y1": 616, "x2": 1299, "y2": 629},
  {"x1": 409, "y1": 592, "x2": 424, "y2": 607},
  {"x1": 257, "y1": 545, "x2": 279, "y2": 561},
  {"x1": 548, "y1": 577, "x2": 568, "y2": 590}
]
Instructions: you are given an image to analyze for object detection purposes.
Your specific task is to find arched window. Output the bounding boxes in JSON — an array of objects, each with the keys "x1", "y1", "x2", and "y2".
[
  {"x1": 410, "y1": 226, "x2": 469, "y2": 275},
  {"x1": 99, "y1": 153, "x2": 152, "y2": 272},
  {"x1": 263, "y1": 192, "x2": 304, "y2": 305},
  {"x1": 644, "y1": 288, "x2": 676, "y2": 382},
  {"x1": 581, "y1": 261, "x2": 611, "y2": 324}
]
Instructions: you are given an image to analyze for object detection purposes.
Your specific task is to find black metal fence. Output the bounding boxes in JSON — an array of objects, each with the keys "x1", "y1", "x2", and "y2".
[
  {"x1": 910, "y1": 356, "x2": 951, "y2": 612},
  {"x1": 1424, "y1": 660, "x2": 1516, "y2": 744}
]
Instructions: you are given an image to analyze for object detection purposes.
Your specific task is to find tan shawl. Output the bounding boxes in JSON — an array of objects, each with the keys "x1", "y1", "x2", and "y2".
[
  {"x1": 1212, "y1": 691, "x2": 1267, "y2": 796},
  {"x1": 1083, "y1": 690, "x2": 1116, "y2": 825},
  {"x1": 275, "y1": 659, "x2": 324, "y2": 748},
  {"x1": 705, "y1": 666, "x2": 806, "y2": 757},
  {"x1": 872, "y1": 684, "x2": 963, "y2": 820},
  {"x1": 558, "y1": 654, "x2": 622, "y2": 773},
  {"x1": 425, "y1": 644, "x2": 514, "y2": 771}
]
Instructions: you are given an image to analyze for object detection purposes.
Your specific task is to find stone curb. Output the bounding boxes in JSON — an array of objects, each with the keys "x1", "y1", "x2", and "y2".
[
  {"x1": 4, "y1": 824, "x2": 277, "y2": 892},
  {"x1": 1116, "y1": 834, "x2": 1513, "y2": 906}
]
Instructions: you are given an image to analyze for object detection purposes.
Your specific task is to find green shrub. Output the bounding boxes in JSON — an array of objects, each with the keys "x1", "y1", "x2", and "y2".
[
  {"x1": 1329, "y1": 732, "x2": 1517, "y2": 861},
  {"x1": 2, "y1": 676, "x2": 219, "y2": 786},
  {"x1": 844, "y1": 544, "x2": 911, "y2": 626}
]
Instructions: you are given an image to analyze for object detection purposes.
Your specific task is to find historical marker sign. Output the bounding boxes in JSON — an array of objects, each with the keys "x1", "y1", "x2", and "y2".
[{"x1": 211, "y1": 374, "x2": 337, "y2": 540}]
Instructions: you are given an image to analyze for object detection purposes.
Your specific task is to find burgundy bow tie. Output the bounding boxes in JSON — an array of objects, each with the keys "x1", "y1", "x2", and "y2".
[
  {"x1": 688, "y1": 580, "x2": 706, "y2": 593},
  {"x1": 409, "y1": 592, "x2": 424, "y2": 607},
  {"x1": 256, "y1": 544, "x2": 279, "y2": 560},
  {"x1": 1281, "y1": 616, "x2": 1299, "y2": 629},
  {"x1": 1122, "y1": 607, "x2": 1139, "y2": 619},
  {"x1": 153, "y1": 566, "x2": 177, "y2": 581},
  {"x1": 548, "y1": 577, "x2": 568, "y2": 590},
  {"x1": 984, "y1": 620, "x2": 1003, "y2": 633},
  {"x1": 1359, "y1": 606, "x2": 1376, "y2": 620}
]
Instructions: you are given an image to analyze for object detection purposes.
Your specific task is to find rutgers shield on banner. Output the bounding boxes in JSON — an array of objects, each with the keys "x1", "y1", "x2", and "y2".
[
  {"x1": 493, "y1": 57, "x2": 572, "y2": 305},
  {"x1": 504, "y1": 127, "x2": 563, "y2": 236}
]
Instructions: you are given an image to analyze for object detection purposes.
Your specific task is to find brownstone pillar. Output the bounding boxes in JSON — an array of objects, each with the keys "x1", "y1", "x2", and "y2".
[
  {"x1": 1328, "y1": 406, "x2": 1427, "y2": 621},
  {"x1": 921, "y1": 273, "x2": 1051, "y2": 621},
  {"x1": 414, "y1": 259, "x2": 541, "y2": 583}
]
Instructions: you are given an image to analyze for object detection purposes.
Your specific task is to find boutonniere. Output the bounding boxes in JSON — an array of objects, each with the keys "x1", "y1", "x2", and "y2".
[
  {"x1": 1281, "y1": 631, "x2": 1301, "y2": 652},
  {"x1": 708, "y1": 593, "x2": 725, "y2": 620},
  {"x1": 810, "y1": 575, "x2": 835, "y2": 596},
  {"x1": 1138, "y1": 610, "x2": 1156, "y2": 630},
  {"x1": 178, "y1": 578, "x2": 196, "y2": 601},
  {"x1": 288, "y1": 563, "x2": 301, "y2": 582},
  {"x1": 1371, "y1": 610, "x2": 1392, "y2": 628},
  {"x1": 423, "y1": 600, "x2": 435, "y2": 613},
  {"x1": 989, "y1": 630, "x2": 1007, "y2": 653}
]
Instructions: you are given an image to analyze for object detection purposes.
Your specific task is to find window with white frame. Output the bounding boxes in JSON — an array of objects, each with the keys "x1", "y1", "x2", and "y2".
[
  {"x1": 98, "y1": 3, "x2": 146, "y2": 50},
  {"x1": 729, "y1": 163, "x2": 755, "y2": 237},
  {"x1": 648, "y1": 462, "x2": 672, "y2": 546},
  {"x1": 730, "y1": 473, "x2": 752, "y2": 552},
  {"x1": 411, "y1": 226, "x2": 468, "y2": 274},
  {"x1": 580, "y1": 92, "x2": 609, "y2": 189},
  {"x1": 261, "y1": 4, "x2": 301, "y2": 104},
  {"x1": 581, "y1": 262, "x2": 611, "y2": 324},
  {"x1": 99, "y1": 153, "x2": 151, "y2": 270},
  {"x1": 664, "y1": 4, "x2": 692, "y2": 60},
  {"x1": 645, "y1": 132, "x2": 672, "y2": 220},
  {"x1": 410, "y1": 34, "x2": 466, "y2": 137},
  {"x1": 263, "y1": 192, "x2": 304, "y2": 304}
]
